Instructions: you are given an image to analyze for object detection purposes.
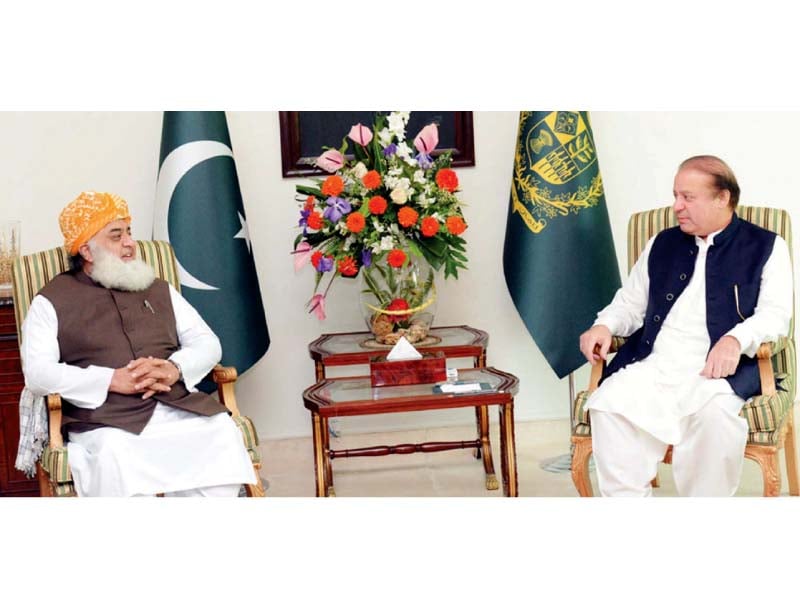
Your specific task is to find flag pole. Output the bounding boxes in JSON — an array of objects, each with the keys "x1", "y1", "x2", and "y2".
[{"x1": 539, "y1": 372, "x2": 577, "y2": 473}]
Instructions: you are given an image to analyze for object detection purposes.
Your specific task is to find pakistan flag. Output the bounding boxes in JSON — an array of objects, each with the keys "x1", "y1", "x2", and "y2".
[
  {"x1": 153, "y1": 111, "x2": 270, "y2": 379},
  {"x1": 503, "y1": 111, "x2": 620, "y2": 378}
]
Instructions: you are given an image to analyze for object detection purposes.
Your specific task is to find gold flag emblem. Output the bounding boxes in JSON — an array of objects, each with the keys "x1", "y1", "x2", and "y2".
[{"x1": 511, "y1": 111, "x2": 605, "y2": 234}]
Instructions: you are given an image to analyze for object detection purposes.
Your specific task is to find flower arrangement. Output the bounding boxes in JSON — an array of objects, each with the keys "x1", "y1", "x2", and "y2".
[{"x1": 293, "y1": 111, "x2": 469, "y2": 339}]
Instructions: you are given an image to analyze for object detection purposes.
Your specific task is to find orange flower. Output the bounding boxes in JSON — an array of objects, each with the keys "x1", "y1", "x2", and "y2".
[
  {"x1": 435, "y1": 168, "x2": 459, "y2": 192},
  {"x1": 420, "y1": 216, "x2": 439, "y2": 237},
  {"x1": 346, "y1": 212, "x2": 366, "y2": 233},
  {"x1": 446, "y1": 215, "x2": 467, "y2": 235},
  {"x1": 304, "y1": 195, "x2": 315, "y2": 211},
  {"x1": 311, "y1": 251, "x2": 323, "y2": 268},
  {"x1": 397, "y1": 206, "x2": 418, "y2": 228},
  {"x1": 321, "y1": 175, "x2": 344, "y2": 197},
  {"x1": 306, "y1": 211, "x2": 323, "y2": 230},
  {"x1": 387, "y1": 249, "x2": 406, "y2": 268},
  {"x1": 368, "y1": 195, "x2": 388, "y2": 215},
  {"x1": 337, "y1": 256, "x2": 359, "y2": 277},
  {"x1": 362, "y1": 170, "x2": 381, "y2": 190}
]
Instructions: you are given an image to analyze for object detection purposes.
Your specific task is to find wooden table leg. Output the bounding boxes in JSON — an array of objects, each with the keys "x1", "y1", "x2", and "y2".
[
  {"x1": 473, "y1": 406, "x2": 483, "y2": 460},
  {"x1": 476, "y1": 405, "x2": 498, "y2": 490},
  {"x1": 499, "y1": 402, "x2": 518, "y2": 497},
  {"x1": 323, "y1": 418, "x2": 335, "y2": 496},
  {"x1": 312, "y1": 413, "x2": 328, "y2": 497}
]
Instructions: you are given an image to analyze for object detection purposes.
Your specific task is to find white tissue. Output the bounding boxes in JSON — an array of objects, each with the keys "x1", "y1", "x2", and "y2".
[{"x1": 386, "y1": 336, "x2": 423, "y2": 361}]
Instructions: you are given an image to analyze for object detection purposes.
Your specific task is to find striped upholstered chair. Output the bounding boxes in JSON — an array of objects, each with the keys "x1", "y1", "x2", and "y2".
[
  {"x1": 571, "y1": 206, "x2": 799, "y2": 497},
  {"x1": 11, "y1": 240, "x2": 265, "y2": 497}
]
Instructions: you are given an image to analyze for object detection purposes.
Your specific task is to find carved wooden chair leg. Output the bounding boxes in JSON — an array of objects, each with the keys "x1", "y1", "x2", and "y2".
[
  {"x1": 571, "y1": 436, "x2": 594, "y2": 497},
  {"x1": 746, "y1": 444, "x2": 782, "y2": 497},
  {"x1": 784, "y1": 409, "x2": 799, "y2": 496}
]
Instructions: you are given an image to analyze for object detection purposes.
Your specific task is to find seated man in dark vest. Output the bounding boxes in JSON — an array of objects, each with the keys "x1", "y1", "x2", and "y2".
[
  {"x1": 579, "y1": 156, "x2": 792, "y2": 496},
  {"x1": 20, "y1": 191, "x2": 256, "y2": 496}
]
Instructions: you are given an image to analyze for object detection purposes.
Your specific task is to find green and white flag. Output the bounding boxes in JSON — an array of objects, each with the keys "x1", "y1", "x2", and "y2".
[
  {"x1": 154, "y1": 111, "x2": 269, "y2": 379},
  {"x1": 503, "y1": 111, "x2": 620, "y2": 378}
]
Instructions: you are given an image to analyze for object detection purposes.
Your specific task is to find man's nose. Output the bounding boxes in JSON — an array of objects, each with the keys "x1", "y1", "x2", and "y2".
[
  {"x1": 122, "y1": 233, "x2": 135, "y2": 246},
  {"x1": 673, "y1": 198, "x2": 685, "y2": 212}
]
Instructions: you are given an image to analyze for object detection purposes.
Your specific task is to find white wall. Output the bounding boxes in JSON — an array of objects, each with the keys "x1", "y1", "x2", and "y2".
[{"x1": 2, "y1": 112, "x2": 798, "y2": 441}]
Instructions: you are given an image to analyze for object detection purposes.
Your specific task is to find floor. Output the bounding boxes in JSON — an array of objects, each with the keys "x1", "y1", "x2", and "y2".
[{"x1": 259, "y1": 415, "x2": 795, "y2": 497}]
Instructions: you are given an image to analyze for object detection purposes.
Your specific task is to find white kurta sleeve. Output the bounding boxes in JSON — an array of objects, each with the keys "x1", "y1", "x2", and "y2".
[
  {"x1": 20, "y1": 295, "x2": 114, "y2": 409},
  {"x1": 593, "y1": 237, "x2": 654, "y2": 337},
  {"x1": 167, "y1": 285, "x2": 222, "y2": 391},
  {"x1": 725, "y1": 235, "x2": 793, "y2": 358}
]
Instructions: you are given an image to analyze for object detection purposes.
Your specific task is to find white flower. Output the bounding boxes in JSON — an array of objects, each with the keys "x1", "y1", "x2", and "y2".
[
  {"x1": 377, "y1": 127, "x2": 392, "y2": 146},
  {"x1": 387, "y1": 113, "x2": 407, "y2": 141},
  {"x1": 396, "y1": 111, "x2": 410, "y2": 124},
  {"x1": 413, "y1": 170, "x2": 427, "y2": 184},
  {"x1": 390, "y1": 188, "x2": 408, "y2": 204},
  {"x1": 343, "y1": 234, "x2": 356, "y2": 251},
  {"x1": 395, "y1": 141, "x2": 412, "y2": 159},
  {"x1": 372, "y1": 218, "x2": 385, "y2": 233},
  {"x1": 335, "y1": 221, "x2": 349, "y2": 235},
  {"x1": 351, "y1": 162, "x2": 368, "y2": 179},
  {"x1": 379, "y1": 235, "x2": 395, "y2": 251}
]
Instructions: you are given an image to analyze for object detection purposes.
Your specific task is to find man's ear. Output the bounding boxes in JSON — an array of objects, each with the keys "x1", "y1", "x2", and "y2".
[
  {"x1": 78, "y1": 244, "x2": 93, "y2": 263},
  {"x1": 717, "y1": 189, "x2": 731, "y2": 208}
]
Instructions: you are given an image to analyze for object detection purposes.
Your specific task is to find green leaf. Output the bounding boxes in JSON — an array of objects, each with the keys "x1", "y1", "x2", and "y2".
[
  {"x1": 297, "y1": 185, "x2": 325, "y2": 199},
  {"x1": 417, "y1": 235, "x2": 448, "y2": 258}
]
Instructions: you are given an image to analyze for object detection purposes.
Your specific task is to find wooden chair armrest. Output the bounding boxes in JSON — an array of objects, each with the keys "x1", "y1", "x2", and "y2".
[
  {"x1": 756, "y1": 337, "x2": 789, "y2": 360},
  {"x1": 756, "y1": 342, "x2": 779, "y2": 396},
  {"x1": 587, "y1": 337, "x2": 628, "y2": 393},
  {"x1": 47, "y1": 393, "x2": 64, "y2": 448},
  {"x1": 212, "y1": 364, "x2": 241, "y2": 417}
]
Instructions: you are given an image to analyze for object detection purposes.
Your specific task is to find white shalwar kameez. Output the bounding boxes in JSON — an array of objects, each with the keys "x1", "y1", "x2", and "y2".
[
  {"x1": 587, "y1": 230, "x2": 792, "y2": 496},
  {"x1": 21, "y1": 285, "x2": 256, "y2": 497}
]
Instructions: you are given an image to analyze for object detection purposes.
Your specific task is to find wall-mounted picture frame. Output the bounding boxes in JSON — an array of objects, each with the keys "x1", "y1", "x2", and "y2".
[{"x1": 279, "y1": 111, "x2": 475, "y2": 178}]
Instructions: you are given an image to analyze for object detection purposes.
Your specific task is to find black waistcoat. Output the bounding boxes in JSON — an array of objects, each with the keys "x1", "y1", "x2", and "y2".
[{"x1": 602, "y1": 214, "x2": 776, "y2": 400}]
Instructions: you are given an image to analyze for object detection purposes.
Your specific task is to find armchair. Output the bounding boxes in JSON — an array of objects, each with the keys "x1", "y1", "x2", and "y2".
[
  {"x1": 11, "y1": 240, "x2": 265, "y2": 497},
  {"x1": 571, "y1": 206, "x2": 798, "y2": 496}
]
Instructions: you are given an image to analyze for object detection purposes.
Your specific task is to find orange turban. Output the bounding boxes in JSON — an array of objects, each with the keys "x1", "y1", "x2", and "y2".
[{"x1": 59, "y1": 191, "x2": 131, "y2": 255}]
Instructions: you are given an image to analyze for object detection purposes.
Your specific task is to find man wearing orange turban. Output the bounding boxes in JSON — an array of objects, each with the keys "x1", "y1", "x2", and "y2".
[{"x1": 19, "y1": 191, "x2": 256, "y2": 496}]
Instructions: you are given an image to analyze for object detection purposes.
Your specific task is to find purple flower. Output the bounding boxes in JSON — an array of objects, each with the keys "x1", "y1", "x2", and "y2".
[
  {"x1": 316, "y1": 255, "x2": 334, "y2": 273},
  {"x1": 383, "y1": 143, "x2": 397, "y2": 157},
  {"x1": 361, "y1": 248, "x2": 372, "y2": 268},
  {"x1": 298, "y1": 208, "x2": 311, "y2": 232},
  {"x1": 322, "y1": 196, "x2": 351, "y2": 223},
  {"x1": 415, "y1": 152, "x2": 434, "y2": 169}
]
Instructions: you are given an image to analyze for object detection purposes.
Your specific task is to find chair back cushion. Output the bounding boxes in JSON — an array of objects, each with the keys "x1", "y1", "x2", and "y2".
[{"x1": 10, "y1": 240, "x2": 180, "y2": 340}]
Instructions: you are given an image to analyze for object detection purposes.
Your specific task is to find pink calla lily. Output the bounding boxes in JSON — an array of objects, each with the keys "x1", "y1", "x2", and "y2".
[
  {"x1": 292, "y1": 241, "x2": 312, "y2": 272},
  {"x1": 316, "y1": 149, "x2": 345, "y2": 173},
  {"x1": 348, "y1": 123, "x2": 373, "y2": 146},
  {"x1": 413, "y1": 123, "x2": 439, "y2": 154},
  {"x1": 307, "y1": 293, "x2": 326, "y2": 320}
]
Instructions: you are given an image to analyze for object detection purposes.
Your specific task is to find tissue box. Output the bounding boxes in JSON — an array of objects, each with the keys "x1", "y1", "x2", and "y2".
[{"x1": 370, "y1": 352, "x2": 447, "y2": 387}]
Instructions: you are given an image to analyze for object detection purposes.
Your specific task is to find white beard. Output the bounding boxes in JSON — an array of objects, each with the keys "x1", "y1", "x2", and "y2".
[{"x1": 87, "y1": 241, "x2": 156, "y2": 292}]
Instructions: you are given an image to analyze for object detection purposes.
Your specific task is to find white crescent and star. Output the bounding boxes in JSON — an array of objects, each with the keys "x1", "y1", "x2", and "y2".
[{"x1": 154, "y1": 140, "x2": 253, "y2": 291}]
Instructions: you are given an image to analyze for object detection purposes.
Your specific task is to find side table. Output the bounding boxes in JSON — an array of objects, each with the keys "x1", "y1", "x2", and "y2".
[
  {"x1": 302, "y1": 366, "x2": 520, "y2": 497},
  {"x1": 308, "y1": 325, "x2": 499, "y2": 489}
]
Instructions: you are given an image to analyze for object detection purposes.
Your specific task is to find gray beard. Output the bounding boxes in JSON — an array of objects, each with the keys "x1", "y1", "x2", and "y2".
[{"x1": 88, "y1": 242, "x2": 156, "y2": 292}]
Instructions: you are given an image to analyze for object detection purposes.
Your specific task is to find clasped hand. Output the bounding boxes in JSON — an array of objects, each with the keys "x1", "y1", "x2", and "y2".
[{"x1": 110, "y1": 356, "x2": 181, "y2": 400}]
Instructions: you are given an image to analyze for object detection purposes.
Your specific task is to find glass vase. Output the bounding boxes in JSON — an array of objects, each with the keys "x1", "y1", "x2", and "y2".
[{"x1": 359, "y1": 256, "x2": 437, "y2": 346}]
